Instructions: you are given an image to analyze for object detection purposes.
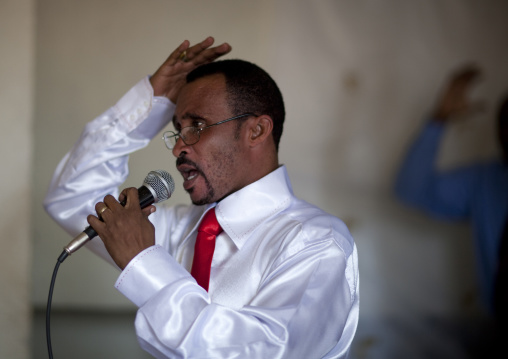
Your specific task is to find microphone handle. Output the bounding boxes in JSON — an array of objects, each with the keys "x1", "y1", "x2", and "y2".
[{"x1": 63, "y1": 186, "x2": 155, "y2": 255}]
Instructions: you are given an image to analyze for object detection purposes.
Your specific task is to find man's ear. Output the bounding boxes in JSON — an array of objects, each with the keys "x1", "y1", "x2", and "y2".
[{"x1": 248, "y1": 115, "x2": 273, "y2": 147}]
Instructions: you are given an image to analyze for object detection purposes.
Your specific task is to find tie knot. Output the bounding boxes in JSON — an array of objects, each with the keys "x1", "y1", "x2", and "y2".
[{"x1": 198, "y1": 208, "x2": 222, "y2": 236}]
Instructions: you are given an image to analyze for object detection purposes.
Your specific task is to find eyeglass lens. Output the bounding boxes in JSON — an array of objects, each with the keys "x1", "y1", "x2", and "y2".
[{"x1": 164, "y1": 127, "x2": 198, "y2": 149}]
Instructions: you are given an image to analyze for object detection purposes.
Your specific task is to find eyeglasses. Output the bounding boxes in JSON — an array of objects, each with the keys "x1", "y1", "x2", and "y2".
[{"x1": 162, "y1": 113, "x2": 256, "y2": 149}]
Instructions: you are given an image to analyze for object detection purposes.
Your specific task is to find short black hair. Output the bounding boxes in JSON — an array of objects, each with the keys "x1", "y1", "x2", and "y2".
[{"x1": 187, "y1": 59, "x2": 285, "y2": 151}]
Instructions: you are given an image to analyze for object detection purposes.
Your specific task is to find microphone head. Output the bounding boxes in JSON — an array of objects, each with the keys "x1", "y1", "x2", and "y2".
[{"x1": 143, "y1": 170, "x2": 175, "y2": 203}]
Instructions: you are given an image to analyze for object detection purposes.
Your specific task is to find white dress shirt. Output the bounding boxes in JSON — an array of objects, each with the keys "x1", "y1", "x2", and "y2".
[{"x1": 44, "y1": 76, "x2": 360, "y2": 358}]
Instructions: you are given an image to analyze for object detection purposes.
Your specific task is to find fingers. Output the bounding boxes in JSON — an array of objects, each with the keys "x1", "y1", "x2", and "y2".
[
  {"x1": 184, "y1": 37, "x2": 231, "y2": 66},
  {"x1": 141, "y1": 205, "x2": 156, "y2": 217},
  {"x1": 176, "y1": 37, "x2": 213, "y2": 64},
  {"x1": 195, "y1": 42, "x2": 232, "y2": 66},
  {"x1": 448, "y1": 65, "x2": 482, "y2": 94},
  {"x1": 118, "y1": 187, "x2": 139, "y2": 206},
  {"x1": 120, "y1": 188, "x2": 140, "y2": 208},
  {"x1": 451, "y1": 64, "x2": 481, "y2": 82},
  {"x1": 95, "y1": 202, "x2": 109, "y2": 219},
  {"x1": 93, "y1": 188, "x2": 141, "y2": 219},
  {"x1": 150, "y1": 36, "x2": 231, "y2": 101},
  {"x1": 162, "y1": 36, "x2": 231, "y2": 68},
  {"x1": 90, "y1": 189, "x2": 156, "y2": 270},
  {"x1": 119, "y1": 188, "x2": 155, "y2": 217},
  {"x1": 162, "y1": 37, "x2": 212, "y2": 67},
  {"x1": 103, "y1": 189, "x2": 139, "y2": 219},
  {"x1": 87, "y1": 213, "x2": 104, "y2": 232},
  {"x1": 165, "y1": 40, "x2": 191, "y2": 66},
  {"x1": 433, "y1": 64, "x2": 484, "y2": 121}
]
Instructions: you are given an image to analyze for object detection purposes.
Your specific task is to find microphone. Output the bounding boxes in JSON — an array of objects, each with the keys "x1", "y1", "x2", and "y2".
[{"x1": 63, "y1": 170, "x2": 175, "y2": 256}]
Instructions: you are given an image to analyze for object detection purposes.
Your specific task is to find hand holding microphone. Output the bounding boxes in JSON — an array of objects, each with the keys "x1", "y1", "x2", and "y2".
[
  {"x1": 90, "y1": 187, "x2": 158, "y2": 270},
  {"x1": 62, "y1": 170, "x2": 174, "y2": 268}
]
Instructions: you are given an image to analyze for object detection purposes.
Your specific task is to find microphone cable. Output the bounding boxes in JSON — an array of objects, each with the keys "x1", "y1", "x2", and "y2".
[
  {"x1": 46, "y1": 250, "x2": 68, "y2": 359},
  {"x1": 44, "y1": 169, "x2": 174, "y2": 358}
]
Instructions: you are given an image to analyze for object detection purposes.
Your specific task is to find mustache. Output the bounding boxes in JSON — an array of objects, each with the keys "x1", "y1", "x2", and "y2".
[
  {"x1": 176, "y1": 156, "x2": 206, "y2": 180},
  {"x1": 176, "y1": 156, "x2": 198, "y2": 168}
]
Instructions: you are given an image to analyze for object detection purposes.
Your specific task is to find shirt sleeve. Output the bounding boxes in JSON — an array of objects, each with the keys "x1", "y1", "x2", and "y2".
[
  {"x1": 394, "y1": 120, "x2": 479, "y2": 220},
  {"x1": 115, "y1": 234, "x2": 358, "y2": 359},
  {"x1": 43, "y1": 76, "x2": 175, "y2": 265}
]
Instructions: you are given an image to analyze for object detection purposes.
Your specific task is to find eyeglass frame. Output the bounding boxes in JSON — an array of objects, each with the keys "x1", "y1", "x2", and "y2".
[{"x1": 162, "y1": 113, "x2": 256, "y2": 149}]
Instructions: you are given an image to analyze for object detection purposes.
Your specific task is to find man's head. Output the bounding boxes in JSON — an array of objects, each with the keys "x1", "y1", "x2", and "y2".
[
  {"x1": 171, "y1": 60, "x2": 285, "y2": 205},
  {"x1": 187, "y1": 59, "x2": 285, "y2": 151}
]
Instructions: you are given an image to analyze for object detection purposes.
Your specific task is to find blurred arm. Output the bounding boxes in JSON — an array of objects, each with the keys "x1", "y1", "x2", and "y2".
[{"x1": 394, "y1": 121, "x2": 477, "y2": 220}]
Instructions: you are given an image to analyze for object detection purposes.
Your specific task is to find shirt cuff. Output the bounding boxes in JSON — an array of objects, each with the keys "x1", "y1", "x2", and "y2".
[
  {"x1": 114, "y1": 76, "x2": 173, "y2": 135},
  {"x1": 115, "y1": 245, "x2": 191, "y2": 307}
]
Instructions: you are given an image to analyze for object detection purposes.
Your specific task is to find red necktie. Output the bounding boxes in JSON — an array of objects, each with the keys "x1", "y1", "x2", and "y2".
[{"x1": 191, "y1": 208, "x2": 223, "y2": 291}]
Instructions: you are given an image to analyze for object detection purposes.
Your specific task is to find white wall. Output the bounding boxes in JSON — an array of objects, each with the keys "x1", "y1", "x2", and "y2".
[
  {"x1": 29, "y1": 0, "x2": 508, "y2": 357},
  {"x1": 0, "y1": 1, "x2": 35, "y2": 358}
]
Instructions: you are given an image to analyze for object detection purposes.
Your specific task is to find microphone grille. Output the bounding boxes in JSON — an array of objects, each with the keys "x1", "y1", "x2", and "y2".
[{"x1": 143, "y1": 170, "x2": 175, "y2": 202}]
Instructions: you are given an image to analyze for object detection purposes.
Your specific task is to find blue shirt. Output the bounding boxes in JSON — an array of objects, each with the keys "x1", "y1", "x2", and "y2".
[{"x1": 395, "y1": 121, "x2": 508, "y2": 311}]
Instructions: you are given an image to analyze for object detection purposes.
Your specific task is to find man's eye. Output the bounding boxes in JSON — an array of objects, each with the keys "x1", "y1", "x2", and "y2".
[{"x1": 192, "y1": 121, "x2": 206, "y2": 129}]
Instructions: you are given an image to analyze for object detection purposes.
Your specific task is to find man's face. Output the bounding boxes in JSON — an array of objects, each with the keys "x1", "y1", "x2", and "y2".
[{"x1": 172, "y1": 74, "x2": 249, "y2": 205}]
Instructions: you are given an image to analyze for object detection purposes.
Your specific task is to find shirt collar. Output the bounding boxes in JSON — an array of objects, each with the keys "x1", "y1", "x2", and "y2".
[{"x1": 214, "y1": 165, "x2": 293, "y2": 250}]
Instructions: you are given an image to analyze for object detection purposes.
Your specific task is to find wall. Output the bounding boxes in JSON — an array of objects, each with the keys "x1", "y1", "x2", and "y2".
[
  {"x1": 30, "y1": 0, "x2": 508, "y2": 357},
  {"x1": 0, "y1": 1, "x2": 35, "y2": 358}
]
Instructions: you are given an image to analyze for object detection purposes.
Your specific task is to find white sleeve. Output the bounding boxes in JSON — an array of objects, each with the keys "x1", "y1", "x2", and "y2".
[
  {"x1": 115, "y1": 240, "x2": 358, "y2": 359},
  {"x1": 43, "y1": 76, "x2": 175, "y2": 266}
]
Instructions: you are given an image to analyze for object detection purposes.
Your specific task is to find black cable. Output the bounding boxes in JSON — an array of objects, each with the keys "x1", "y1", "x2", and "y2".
[{"x1": 46, "y1": 250, "x2": 69, "y2": 359}]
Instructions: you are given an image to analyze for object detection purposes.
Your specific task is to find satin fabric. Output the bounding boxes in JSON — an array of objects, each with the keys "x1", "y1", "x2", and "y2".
[{"x1": 44, "y1": 76, "x2": 360, "y2": 358}]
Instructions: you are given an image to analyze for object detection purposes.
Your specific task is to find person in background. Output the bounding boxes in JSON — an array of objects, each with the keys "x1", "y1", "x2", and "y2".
[
  {"x1": 395, "y1": 65, "x2": 508, "y2": 356},
  {"x1": 43, "y1": 36, "x2": 359, "y2": 358}
]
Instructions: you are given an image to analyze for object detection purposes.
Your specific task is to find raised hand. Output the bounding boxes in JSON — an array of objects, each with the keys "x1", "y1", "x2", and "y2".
[
  {"x1": 150, "y1": 36, "x2": 232, "y2": 103},
  {"x1": 433, "y1": 64, "x2": 482, "y2": 122}
]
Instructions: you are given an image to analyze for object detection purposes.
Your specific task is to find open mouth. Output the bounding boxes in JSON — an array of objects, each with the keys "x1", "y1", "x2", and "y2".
[
  {"x1": 183, "y1": 169, "x2": 199, "y2": 181},
  {"x1": 177, "y1": 164, "x2": 202, "y2": 191},
  {"x1": 176, "y1": 157, "x2": 204, "y2": 190}
]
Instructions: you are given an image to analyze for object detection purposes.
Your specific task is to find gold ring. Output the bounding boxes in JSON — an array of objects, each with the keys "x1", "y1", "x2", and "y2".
[
  {"x1": 179, "y1": 50, "x2": 189, "y2": 62},
  {"x1": 99, "y1": 206, "x2": 108, "y2": 215}
]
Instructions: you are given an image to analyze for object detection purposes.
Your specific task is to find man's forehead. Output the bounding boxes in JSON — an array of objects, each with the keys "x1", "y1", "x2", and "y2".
[
  {"x1": 179, "y1": 73, "x2": 226, "y2": 97},
  {"x1": 174, "y1": 75, "x2": 228, "y2": 119}
]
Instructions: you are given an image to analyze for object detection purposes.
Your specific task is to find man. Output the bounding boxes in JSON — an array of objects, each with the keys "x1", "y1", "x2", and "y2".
[
  {"x1": 44, "y1": 37, "x2": 359, "y2": 358},
  {"x1": 394, "y1": 65, "x2": 508, "y2": 354}
]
